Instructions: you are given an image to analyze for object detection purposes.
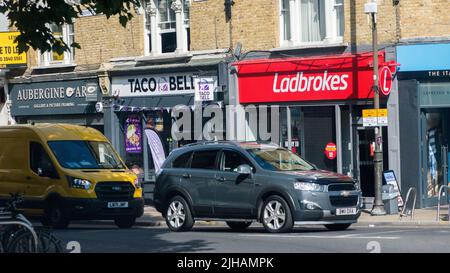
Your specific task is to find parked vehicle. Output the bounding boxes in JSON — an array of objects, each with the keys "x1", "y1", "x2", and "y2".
[
  {"x1": 154, "y1": 141, "x2": 362, "y2": 233},
  {"x1": 0, "y1": 123, "x2": 144, "y2": 229}
]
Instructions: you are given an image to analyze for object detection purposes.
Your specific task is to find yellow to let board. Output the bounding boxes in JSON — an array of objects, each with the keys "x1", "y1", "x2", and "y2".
[{"x1": 0, "y1": 32, "x2": 27, "y2": 65}]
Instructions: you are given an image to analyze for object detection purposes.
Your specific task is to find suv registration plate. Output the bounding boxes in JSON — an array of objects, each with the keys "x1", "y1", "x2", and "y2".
[
  {"x1": 336, "y1": 207, "x2": 357, "y2": 215},
  {"x1": 107, "y1": 202, "x2": 129, "y2": 209}
]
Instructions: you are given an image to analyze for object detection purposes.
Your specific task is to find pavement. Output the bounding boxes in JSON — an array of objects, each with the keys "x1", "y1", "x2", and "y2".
[{"x1": 74, "y1": 205, "x2": 450, "y2": 228}]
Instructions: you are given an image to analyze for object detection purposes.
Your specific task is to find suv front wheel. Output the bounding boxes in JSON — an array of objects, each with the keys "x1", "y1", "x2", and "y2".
[
  {"x1": 261, "y1": 195, "x2": 293, "y2": 233},
  {"x1": 165, "y1": 196, "x2": 194, "y2": 232}
]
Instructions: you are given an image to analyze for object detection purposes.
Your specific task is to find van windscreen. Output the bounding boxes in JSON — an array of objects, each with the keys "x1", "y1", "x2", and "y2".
[{"x1": 48, "y1": 141, "x2": 124, "y2": 169}]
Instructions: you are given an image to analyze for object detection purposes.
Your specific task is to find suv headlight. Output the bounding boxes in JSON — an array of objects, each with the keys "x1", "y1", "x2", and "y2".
[
  {"x1": 353, "y1": 179, "x2": 361, "y2": 191},
  {"x1": 67, "y1": 176, "x2": 92, "y2": 190},
  {"x1": 294, "y1": 182, "x2": 324, "y2": 192}
]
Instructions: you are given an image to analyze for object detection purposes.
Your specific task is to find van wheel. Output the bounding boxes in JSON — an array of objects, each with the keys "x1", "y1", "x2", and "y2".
[
  {"x1": 324, "y1": 224, "x2": 352, "y2": 231},
  {"x1": 165, "y1": 196, "x2": 194, "y2": 232},
  {"x1": 42, "y1": 201, "x2": 70, "y2": 229},
  {"x1": 226, "y1": 221, "x2": 252, "y2": 231},
  {"x1": 114, "y1": 216, "x2": 136, "y2": 229},
  {"x1": 261, "y1": 195, "x2": 293, "y2": 233}
]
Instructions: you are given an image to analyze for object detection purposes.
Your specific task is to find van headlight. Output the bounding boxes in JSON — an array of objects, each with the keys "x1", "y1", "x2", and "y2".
[
  {"x1": 294, "y1": 182, "x2": 324, "y2": 192},
  {"x1": 67, "y1": 176, "x2": 92, "y2": 190}
]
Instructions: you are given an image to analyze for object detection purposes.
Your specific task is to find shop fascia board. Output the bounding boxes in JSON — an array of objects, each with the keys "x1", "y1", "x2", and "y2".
[
  {"x1": 270, "y1": 42, "x2": 349, "y2": 52},
  {"x1": 8, "y1": 70, "x2": 99, "y2": 84}
]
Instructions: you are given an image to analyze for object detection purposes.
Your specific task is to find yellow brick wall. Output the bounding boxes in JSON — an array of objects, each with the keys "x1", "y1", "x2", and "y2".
[
  {"x1": 73, "y1": 13, "x2": 144, "y2": 65},
  {"x1": 190, "y1": 0, "x2": 279, "y2": 51},
  {"x1": 343, "y1": 0, "x2": 397, "y2": 46},
  {"x1": 399, "y1": 0, "x2": 450, "y2": 39}
]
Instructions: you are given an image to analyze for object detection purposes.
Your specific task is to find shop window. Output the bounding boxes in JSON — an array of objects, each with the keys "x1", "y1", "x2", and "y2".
[
  {"x1": 39, "y1": 24, "x2": 75, "y2": 66},
  {"x1": 145, "y1": 0, "x2": 190, "y2": 54},
  {"x1": 0, "y1": 86, "x2": 5, "y2": 103},
  {"x1": 191, "y1": 150, "x2": 218, "y2": 170},
  {"x1": 280, "y1": 0, "x2": 344, "y2": 46}
]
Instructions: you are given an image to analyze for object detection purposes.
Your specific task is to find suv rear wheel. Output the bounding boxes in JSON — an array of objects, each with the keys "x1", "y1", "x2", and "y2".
[
  {"x1": 226, "y1": 221, "x2": 252, "y2": 231},
  {"x1": 261, "y1": 195, "x2": 293, "y2": 233},
  {"x1": 165, "y1": 196, "x2": 194, "y2": 232}
]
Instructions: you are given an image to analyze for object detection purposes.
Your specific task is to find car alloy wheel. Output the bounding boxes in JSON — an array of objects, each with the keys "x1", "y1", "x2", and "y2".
[
  {"x1": 263, "y1": 200, "x2": 286, "y2": 231},
  {"x1": 167, "y1": 200, "x2": 186, "y2": 229}
]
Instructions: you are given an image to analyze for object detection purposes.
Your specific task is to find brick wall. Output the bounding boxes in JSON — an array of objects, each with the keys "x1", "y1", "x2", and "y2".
[{"x1": 190, "y1": 0, "x2": 279, "y2": 51}]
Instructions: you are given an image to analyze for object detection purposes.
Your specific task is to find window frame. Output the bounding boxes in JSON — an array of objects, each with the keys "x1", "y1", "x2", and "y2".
[
  {"x1": 145, "y1": 0, "x2": 190, "y2": 55},
  {"x1": 189, "y1": 149, "x2": 220, "y2": 170},
  {"x1": 219, "y1": 149, "x2": 255, "y2": 173},
  {"x1": 38, "y1": 23, "x2": 75, "y2": 66},
  {"x1": 279, "y1": 0, "x2": 344, "y2": 47}
]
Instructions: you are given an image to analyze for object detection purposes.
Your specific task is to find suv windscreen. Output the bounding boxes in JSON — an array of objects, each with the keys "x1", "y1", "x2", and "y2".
[
  {"x1": 48, "y1": 140, "x2": 124, "y2": 169},
  {"x1": 246, "y1": 146, "x2": 315, "y2": 171},
  {"x1": 190, "y1": 150, "x2": 218, "y2": 170}
]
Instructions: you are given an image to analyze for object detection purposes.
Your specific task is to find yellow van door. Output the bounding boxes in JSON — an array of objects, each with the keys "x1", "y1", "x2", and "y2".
[
  {"x1": 23, "y1": 141, "x2": 60, "y2": 215},
  {"x1": 0, "y1": 137, "x2": 28, "y2": 203}
]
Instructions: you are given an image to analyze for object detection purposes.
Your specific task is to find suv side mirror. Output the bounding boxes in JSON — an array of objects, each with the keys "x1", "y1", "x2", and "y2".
[{"x1": 236, "y1": 164, "x2": 252, "y2": 175}]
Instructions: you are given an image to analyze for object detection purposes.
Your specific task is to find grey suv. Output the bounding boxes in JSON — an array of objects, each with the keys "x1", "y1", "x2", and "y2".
[{"x1": 154, "y1": 141, "x2": 362, "y2": 233}]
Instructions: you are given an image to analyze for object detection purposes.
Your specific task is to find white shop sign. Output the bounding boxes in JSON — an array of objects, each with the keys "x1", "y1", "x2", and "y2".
[
  {"x1": 112, "y1": 73, "x2": 218, "y2": 98},
  {"x1": 194, "y1": 77, "x2": 217, "y2": 102}
]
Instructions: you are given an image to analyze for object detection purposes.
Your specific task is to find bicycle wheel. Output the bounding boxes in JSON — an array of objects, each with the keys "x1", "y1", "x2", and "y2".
[{"x1": 6, "y1": 227, "x2": 64, "y2": 253}]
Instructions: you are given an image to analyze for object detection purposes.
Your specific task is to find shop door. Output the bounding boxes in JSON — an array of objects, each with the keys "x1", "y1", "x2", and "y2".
[
  {"x1": 421, "y1": 109, "x2": 450, "y2": 207},
  {"x1": 357, "y1": 128, "x2": 375, "y2": 197}
]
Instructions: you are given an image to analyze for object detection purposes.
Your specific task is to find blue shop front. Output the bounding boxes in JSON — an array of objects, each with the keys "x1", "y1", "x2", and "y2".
[{"x1": 397, "y1": 42, "x2": 450, "y2": 208}]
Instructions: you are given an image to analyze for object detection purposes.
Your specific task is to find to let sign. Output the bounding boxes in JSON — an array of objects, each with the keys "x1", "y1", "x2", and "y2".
[
  {"x1": 379, "y1": 66, "x2": 393, "y2": 96},
  {"x1": 0, "y1": 32, "x2": 27, "y2": 65}
]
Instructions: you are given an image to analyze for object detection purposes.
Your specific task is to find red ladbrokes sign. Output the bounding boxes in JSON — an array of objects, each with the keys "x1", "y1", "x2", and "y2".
[{"x1": 235, "y1": 52, "x2": 388, "y2": 103}]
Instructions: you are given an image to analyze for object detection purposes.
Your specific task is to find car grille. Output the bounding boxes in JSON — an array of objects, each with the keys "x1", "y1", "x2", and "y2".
[
  {"x1": 329, "y1": 196, "x2": 358, "y2": 207},
  {"x1": 95, "y1": 182, "x2": 135, "y2": 201},
  {"x1": 328, "y1": 183, "x2": 356, "y2": 192}
]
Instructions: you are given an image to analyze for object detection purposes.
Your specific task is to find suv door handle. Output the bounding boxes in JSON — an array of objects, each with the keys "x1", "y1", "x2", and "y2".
[
  {"x1": 182, "y1": 173, "x2": 191, "y2": 179},
  {"x1": 216, "y1": 177, "x2": 225, "y2": 182}
]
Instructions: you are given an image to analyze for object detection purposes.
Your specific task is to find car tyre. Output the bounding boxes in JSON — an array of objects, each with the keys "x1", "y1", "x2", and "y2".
[
  {"x1": 324, "y1": 224, "x2": 352, "y2": 231},
  {"x1": 165, "y1": 196, "x2": 194, "y2": 232},
  {"x1": 41, "y1": 201, "x2": 70, "y2": 229},
  {"x1": 261, "y1": 195, "x2": 293, "y2": 233},
  {"x1": 226, "y1": 221, "x2": 252, "y2": 231},
  {"x1": 114, "y1": 216, "x2": 136, "y2": 229}
]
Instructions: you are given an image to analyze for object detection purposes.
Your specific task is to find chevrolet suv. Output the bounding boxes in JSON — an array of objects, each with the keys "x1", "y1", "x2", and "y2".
[{"x1": 154, "y1": 141, "x2": 362, "y2": 233}]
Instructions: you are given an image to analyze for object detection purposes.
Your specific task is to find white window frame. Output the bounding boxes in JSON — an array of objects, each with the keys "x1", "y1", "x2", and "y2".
[
  {"x1": 38, "y1": 24, "x2": 75, "y2": 66},
  {"x1": 280, "y1": 0, "x2": 344, "y2": 48},
  {"x1": 144, "y1": 0, "x2": 190, "y2": 55}
]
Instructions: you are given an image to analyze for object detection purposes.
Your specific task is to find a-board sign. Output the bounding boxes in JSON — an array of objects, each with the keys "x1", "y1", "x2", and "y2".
[{"x1": 383, "y1": 170, "x2": 404, "y2": 207}]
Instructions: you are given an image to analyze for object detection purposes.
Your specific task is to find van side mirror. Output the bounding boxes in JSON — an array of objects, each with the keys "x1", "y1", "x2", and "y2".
[
  {"x1": 37, "y1": 167, "x2": 58, "y2": 179},
  {"x1": 236, "y1": 164, "x2": 252, "y2": 175}
]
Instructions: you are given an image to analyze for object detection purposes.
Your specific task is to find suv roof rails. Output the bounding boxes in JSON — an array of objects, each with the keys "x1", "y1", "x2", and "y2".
[{"x1": 183, "y1": 140, "x2": 239, "y2": 147}]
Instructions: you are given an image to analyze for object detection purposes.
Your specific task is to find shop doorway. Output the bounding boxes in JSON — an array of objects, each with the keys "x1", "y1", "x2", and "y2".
[
  {"x1": 356, "y1": 126, "x2": 389, "y2": 197},
  {"x1": 420, "y1": 108, "x2": 450, "y2": 207}
]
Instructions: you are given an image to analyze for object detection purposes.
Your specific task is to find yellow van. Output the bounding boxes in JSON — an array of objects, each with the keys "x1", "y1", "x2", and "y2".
[{"x1": 0, "y1": 123, "x2": 144, "y2": 229}]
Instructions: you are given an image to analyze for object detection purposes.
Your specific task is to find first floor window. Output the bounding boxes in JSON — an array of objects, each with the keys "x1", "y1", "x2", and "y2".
[
  {"x1": 39, "y1": 24, "x2": 75, "y2": 66},
  {"x1": 280, "y1": 0, "x2": 344, "y2": 46}
]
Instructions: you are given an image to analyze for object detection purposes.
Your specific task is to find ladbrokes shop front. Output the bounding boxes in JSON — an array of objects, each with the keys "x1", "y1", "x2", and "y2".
[{"x1": 232, "y1": 52, "x2": 399, "y2": 205}]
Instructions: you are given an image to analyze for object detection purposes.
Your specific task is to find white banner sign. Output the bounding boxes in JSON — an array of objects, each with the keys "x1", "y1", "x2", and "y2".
[
  {"x1": 194, "y1": 77, "x2": 216, "y2": 102},
  {"x1": 111, "y1": 73, "x2": 218, "y2": 98}
]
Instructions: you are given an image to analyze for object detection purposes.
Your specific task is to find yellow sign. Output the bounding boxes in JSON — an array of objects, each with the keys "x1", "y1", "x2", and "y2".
[
  {"x1": 0, "y1": 32, "x2": 27, "y2": 65},
  {"x1": 378, "y1": 109, "x2": 388, "y2": 117},
  {"x1": 363, "y1": 109, "x2": 388, "y2": 126},
  {"x1": 362, "y1": 109, "x2": 378, "y2": 118}
]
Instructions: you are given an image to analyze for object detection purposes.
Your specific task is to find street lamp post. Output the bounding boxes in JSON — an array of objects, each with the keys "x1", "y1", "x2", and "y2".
[{"x1": 365, "y1": 1, "x2": 386, "y2": 216}]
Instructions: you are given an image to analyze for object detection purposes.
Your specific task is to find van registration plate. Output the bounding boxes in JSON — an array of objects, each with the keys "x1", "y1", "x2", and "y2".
[
  {"x1": 336, "y1": 207, "x2": 357, "y2": 215},
  {"x1": 107, "y1": 202, "x2": 129, "y2": 208}
]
